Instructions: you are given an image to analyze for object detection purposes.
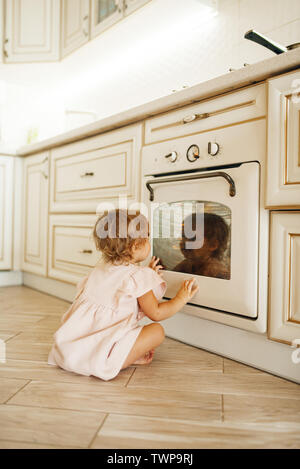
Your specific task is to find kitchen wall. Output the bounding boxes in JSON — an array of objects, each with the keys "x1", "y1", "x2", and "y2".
[{"x1": 0, "y1": 0, "x2": 299, "y2": 148}]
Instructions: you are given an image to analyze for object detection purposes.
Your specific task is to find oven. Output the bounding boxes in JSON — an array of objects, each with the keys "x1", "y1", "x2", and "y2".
[{"x1": 142, "y1": 119, "x2": 268, "y2": 334}]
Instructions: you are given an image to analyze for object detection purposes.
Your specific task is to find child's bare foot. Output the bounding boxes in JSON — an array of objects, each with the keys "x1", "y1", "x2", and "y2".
[{"x1": 133, "y1": 349, "x2": 154, "y2": 365}]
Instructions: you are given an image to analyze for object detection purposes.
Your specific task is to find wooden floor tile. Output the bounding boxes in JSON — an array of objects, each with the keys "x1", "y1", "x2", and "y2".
[
  {"x1": 7, "y1": 380, "x2": 222, "y2": 422},
  {"x1": 151, "y1": 338, "x2": 223, "y2": 371},
  {"x1": 0, "y1": 359, "x2": 135, "y2": 386},
  {"x1": 224, "y1": 394, "x2": 300, "y2": 426},
  {"x1": 0, "y1": 331, "x2": 19, "y2": 342},
  {"x1": 0, "y1": 440, "x2": 76, "y2": 449},
  {"x1": 0, "y1": 313, "x2": 46, "y2": 331},
  {"x1": 223, "y1": 358, "x2": 265, "y2": 374},
  {"x1": 1, "y1": 285, "x2": 299, "y2": 449},
  {"x1": 0, "y1": 404, "x2": 106, "y2": 448},
  {"x1": 128, "y1": 366, "x2": 300, "y2": 399},
  {"x1": 0, "y1": 378, "x2": 29, "y2": 404},
  {"x1": 91, "y1": 413, "x2": 300, "y2": 449}
]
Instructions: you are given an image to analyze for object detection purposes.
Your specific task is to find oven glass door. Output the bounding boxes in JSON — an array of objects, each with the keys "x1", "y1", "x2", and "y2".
[{"x1": 145, "y1": 162, "x2": 259, "y2": 318}]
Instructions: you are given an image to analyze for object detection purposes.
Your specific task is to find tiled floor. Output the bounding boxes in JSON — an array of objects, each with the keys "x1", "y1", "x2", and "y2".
[{"x1": 0, "y1": 285, "x2": 299, "y2": 449}]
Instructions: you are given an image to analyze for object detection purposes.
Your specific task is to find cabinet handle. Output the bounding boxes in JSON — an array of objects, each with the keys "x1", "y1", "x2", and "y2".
[
  {"x1": 79, "y1": 249, "x2": 93, "y2": 254},
  {"x1": 80, "y1": 172, "x2": 94, "y2": 177},
  {"x1": 41, "y1": 171, "x2": 48, "y2": 179},
  {"x1": 83, "y1": 15, "x2": 89, "y2": 37},
  {"x1": 182, "y1": 113, "x2": 209, "y2": 124},
  {"x1": 3, "y1": 38, "x2": 8, "y2": 58}
]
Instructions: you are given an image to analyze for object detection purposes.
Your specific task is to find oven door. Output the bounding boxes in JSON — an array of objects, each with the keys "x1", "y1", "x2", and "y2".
[{"x1": 143, "y1": 162, "x2": 259, "y2": 318}]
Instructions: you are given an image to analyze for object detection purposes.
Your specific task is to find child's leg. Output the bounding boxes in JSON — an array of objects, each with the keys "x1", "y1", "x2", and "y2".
[{"x1": 121, "y1": 323, "x2": 165, "y2": 369}]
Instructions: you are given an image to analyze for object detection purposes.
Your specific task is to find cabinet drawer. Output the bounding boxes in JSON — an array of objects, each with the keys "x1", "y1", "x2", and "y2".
[
  {"x1": 268, "y1": 211, "x2": 300, "y2": 345},
  {"x1": 145, "y1": 84, "x2": 266, "y2": 144},
  {"x1": 50, "y1": 123, "x2": 142, "y2": 212},
  {"x1": 48, "y1": 214, "x2": 99, "y2": 284}
]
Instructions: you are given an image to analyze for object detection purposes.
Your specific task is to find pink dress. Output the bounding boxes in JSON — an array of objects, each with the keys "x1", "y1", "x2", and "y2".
[{"x1": 48, "y1": 259, "x2": 166, "y2": 381}]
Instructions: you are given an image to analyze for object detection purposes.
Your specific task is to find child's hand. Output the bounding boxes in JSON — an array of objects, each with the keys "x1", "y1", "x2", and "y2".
[
  {"x1": 176, "y1": 278, "x2": 199, "y2": 303},
  {"x1": 148, "y1": 256, "x2": 164, "y2": 276}
]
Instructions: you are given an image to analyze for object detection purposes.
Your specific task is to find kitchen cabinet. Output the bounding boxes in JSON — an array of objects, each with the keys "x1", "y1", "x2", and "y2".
[
  {"x1": 124, "y1": 0, "x2": 151, "y2": 16},
  {"x1": 61, "y1": 0, "x2": 90, "y2": 58},
  {"x1": 4, "y1": 0, "x2": 60, "y2": 63},
  {"x1": 22, "y1": 152, "x2": 49, "y2": 276},
  {"x1": 0, "y1": 156, "x2": 14, "y2": 270},
  {"x1": 90, "y1": 0, "x2": 123, "y2": 39},
  {"x1": 50, "y1": 123, "x2": 142, "y2": 212},
  {"x1": 268, "y1": 211, "x2": 300, "y2": 345},
  {"x1": 266, "y1": 70, "x2": 300, "y2": 208},
  {"x1": 3, "y1": 0, "x2": 152, "y2": 61},
  {"x1": 48, "y1": 214, "x2": 99, "y2": 284}
]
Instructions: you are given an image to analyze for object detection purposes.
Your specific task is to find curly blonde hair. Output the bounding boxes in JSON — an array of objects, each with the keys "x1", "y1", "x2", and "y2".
[{"x1": 93, "y1": 209, "x2": 149, "y2": 265}]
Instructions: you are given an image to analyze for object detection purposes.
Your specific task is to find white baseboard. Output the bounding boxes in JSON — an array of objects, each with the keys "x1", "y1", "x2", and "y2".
[
  {"x1": 0, "y1": 270, "x2": 23, "y2": 286},
  {"x1": 140, "y1": 313, "x2": 300, "y2": 384}
]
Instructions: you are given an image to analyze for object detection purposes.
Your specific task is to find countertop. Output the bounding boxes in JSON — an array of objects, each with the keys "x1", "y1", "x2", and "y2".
[{"x1": 14, "y1": 48, "x2": 300, "y2": 156}]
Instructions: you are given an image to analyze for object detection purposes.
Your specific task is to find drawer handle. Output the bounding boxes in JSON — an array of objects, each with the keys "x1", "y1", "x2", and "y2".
[
  {"x1": 183, "y1": 113, "x2": 209, "y2": 124},
  {"x1": 79, "y1": 249, "x2": 93, "y2": 254},
  {"x1": 80, "y1": 172, "x2": 94, "y2": 177}
]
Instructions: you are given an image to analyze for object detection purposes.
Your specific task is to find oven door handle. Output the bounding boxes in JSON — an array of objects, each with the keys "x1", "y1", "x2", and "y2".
[{"x1": 146, "y1": 171, "x2": 236, "y2": 201}]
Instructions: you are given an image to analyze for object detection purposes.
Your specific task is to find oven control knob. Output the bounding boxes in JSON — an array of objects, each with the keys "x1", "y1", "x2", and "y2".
[
  {"x1": 165, "y1": 151, "x2": 178, "y2": 162},
  {"x1": 208, "y1": 142, "x2": 220, "y2": 156},
  {"x1": 186, "y1": 144, "x2": 200, "y2": 162}
]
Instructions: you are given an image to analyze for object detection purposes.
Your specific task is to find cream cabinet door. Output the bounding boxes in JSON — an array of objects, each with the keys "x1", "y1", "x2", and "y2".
[
  {"x1": 48, "y1": 214, "x2": 99, "y2": 284},
  {"x1": 90, "y1": 0, "x2": 123, "y2": 39},
  {"x1": 124, "y1": 0, "x2": 151, "y2": 16},
  {"x1": 0, "y1": 156, "x2": 14, "y2": 270},
  {"x1": 266, "y1": 70, "x2": 300, "y2": 208},
  {"x1": 268, "y1": 211, "x2": 300, "y2": 345},
  {"x1": 4, "y1": 0, "x2": 60, "y2": 63},
  {"x1": 22, "y1": 152, "x2": 49, "y2": 276},
  {"x1": 61, "y1": 0, "x2": 90, "y2": 58},
  {"x1": 50, "y1": 123, "x2": 142, "y2": 212}
]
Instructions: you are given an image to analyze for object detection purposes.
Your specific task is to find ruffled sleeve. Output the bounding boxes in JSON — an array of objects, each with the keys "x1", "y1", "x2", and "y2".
[{"x1": 128, "y1": 266, "x2": 167, "y2": 300}]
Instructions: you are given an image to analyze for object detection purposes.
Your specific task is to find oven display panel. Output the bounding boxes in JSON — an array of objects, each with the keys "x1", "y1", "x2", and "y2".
[{"x1": 152, "y1": 201, "x2": 231, "y2": 280}]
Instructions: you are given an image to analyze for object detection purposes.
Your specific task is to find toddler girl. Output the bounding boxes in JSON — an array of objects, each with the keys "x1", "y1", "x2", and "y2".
[{"x1": 48, "y1": 209, "x2": 198, "y2": 381}]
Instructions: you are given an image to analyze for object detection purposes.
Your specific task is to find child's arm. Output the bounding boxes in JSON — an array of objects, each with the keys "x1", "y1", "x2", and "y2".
[{"x1": 138, "y1": 279, "x2": 198, "y2": 322}]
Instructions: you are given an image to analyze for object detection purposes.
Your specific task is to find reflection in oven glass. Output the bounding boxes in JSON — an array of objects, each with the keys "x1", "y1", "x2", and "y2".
[{"x1": 152, "y1": 201, "x2": 231, "y2": 280}]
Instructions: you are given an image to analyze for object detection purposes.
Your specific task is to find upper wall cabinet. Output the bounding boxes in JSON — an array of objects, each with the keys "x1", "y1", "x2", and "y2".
[
  {"x1": 61, "y1": 0, "x2": 90, "y2": 58},
  {"x1": 90, "y1": 0, "x2": 123, "y2": 39},
  {"x1": 124, "y1": 0, "x2": 151, "y2": 16},
  {"x1": 4, "y1": 0, "x2": 60, "y2": 63},
  {"x1": 3, "y1": 0, "x2": 152, "y2": 62},
  {"x1": 266, "y1": 70, "x2": 300, "y2": 208}
]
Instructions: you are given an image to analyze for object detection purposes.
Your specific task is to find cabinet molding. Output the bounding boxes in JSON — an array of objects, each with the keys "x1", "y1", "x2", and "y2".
[
  {"x1": 0, "y1": 156, "x2": 14, "y2": 270},
  {"x1": 266, "y1": 70, "x2": 300, "y2": 208},
  {"x1": 268, "y1": 211, "x2": 300, "y2": 344},
  {"x1": 22, "y1": 152, "x2": 49, "y2": 276},
  {"x1": 61, "y1": 0, "x2": 90, "y2": 58},
  {"x1": 4, "y1": 0, "x2": 60, "y2": 63}
]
